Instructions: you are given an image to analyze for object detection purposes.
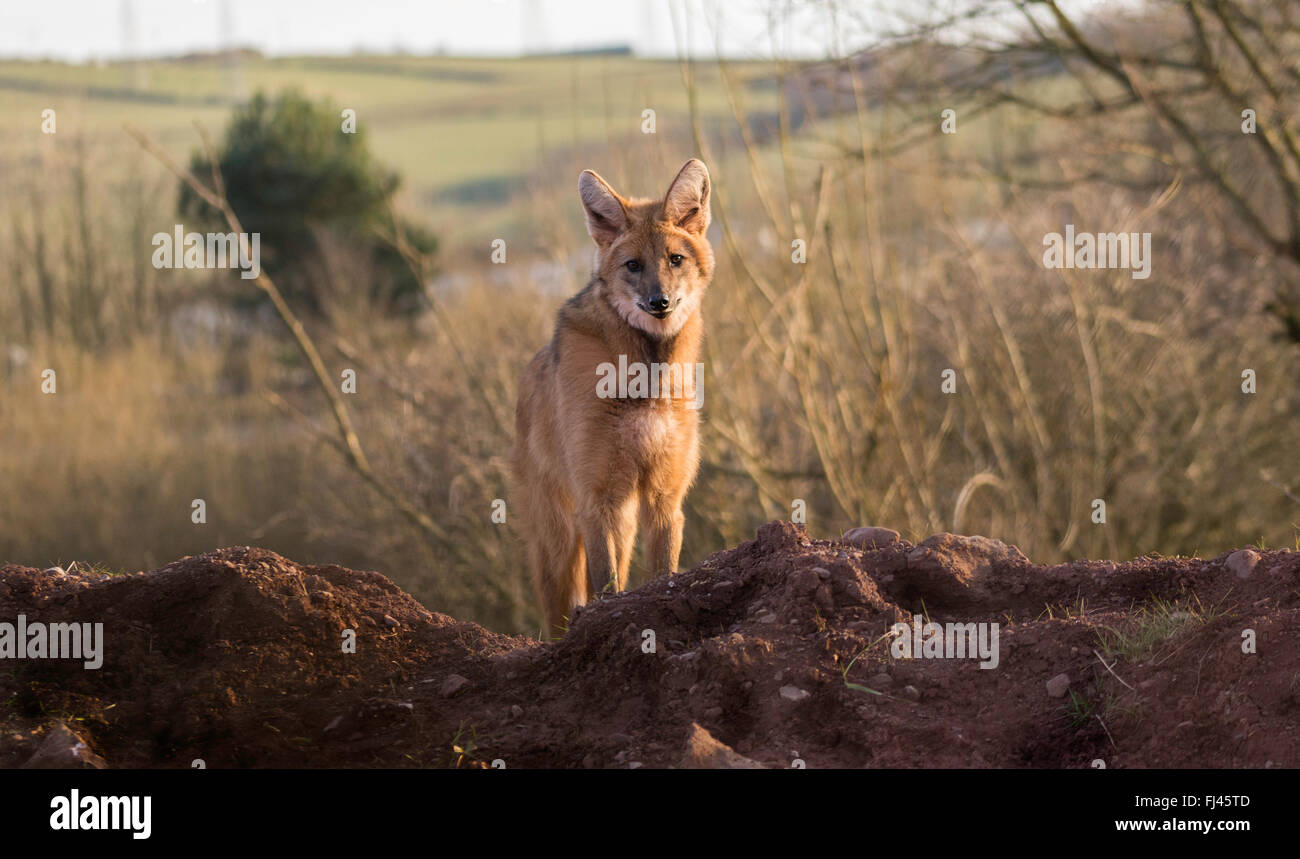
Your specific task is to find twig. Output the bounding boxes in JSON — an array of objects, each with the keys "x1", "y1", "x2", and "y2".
[
  {"x1": 1093, "y1": 648, "x2": 1136, "y2": 692},
  {"x1": 1095, "y1": 714, "x2": 1117, "y2": 750}
]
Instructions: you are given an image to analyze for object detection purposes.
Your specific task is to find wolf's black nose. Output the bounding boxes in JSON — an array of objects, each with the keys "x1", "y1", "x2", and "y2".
[{"x1": 648, "y1": 294, "x2": 671, "y2": 313}]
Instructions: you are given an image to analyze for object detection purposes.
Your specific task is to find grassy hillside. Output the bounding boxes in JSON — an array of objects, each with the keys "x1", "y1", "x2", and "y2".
[{"x1": 0, "y1": 53, "x2": 783, "y2": 237}]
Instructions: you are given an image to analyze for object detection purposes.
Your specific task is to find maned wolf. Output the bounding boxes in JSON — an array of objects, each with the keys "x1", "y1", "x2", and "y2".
[{"x1": 511, "y1": 159, "x2": 714, "y2": 638}]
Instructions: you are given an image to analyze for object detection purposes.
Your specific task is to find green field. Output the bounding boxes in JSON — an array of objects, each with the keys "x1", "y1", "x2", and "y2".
[{"x1": 0, "y1": 52, "x2": 785, "y2": 242}]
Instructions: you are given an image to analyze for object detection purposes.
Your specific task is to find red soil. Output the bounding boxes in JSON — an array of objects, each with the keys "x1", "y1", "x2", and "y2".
[{"x1": 2, "y1": 521, "x2": 1296, "y2": 768}]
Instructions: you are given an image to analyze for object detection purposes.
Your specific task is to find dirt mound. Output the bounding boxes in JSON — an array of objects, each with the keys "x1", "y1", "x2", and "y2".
[
  {"x1": 0, "y1": 547, "x2": 524, "y2": 767},
  {"x1": 2, "y1": 524, "x2": 1297, "y2": 768}
]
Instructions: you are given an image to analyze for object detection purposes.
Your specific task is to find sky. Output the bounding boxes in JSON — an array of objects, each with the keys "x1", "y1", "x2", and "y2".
[{"x1": 0, "y1": 0, "x2": 890, "y2": 61}]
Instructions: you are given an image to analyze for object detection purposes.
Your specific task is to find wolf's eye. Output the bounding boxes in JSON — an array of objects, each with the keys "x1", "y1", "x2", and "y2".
[
  {"x1": 669, "y1": 254, "x2": 684, "y2": 267},
  {"x1": 625, "y1": 260, "x2": 642, "y2": 272}
]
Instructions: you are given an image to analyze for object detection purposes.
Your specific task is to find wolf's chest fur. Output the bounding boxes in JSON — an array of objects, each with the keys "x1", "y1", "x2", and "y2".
[{"x1": 619, "y1": 400, "x2": 691, "y2": 462}]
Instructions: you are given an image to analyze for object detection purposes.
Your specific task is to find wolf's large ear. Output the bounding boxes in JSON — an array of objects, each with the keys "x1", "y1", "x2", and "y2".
[
  {"x1": 578, "y1": 170, "x2": 627, "y2": 246},
  {"x1": 662, "y1": 159, "x2": 711, "y2": 235}
]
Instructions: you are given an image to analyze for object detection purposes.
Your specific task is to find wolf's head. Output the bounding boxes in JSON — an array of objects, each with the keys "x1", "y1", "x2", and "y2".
[{"x1": 578, "y1": 159, "x2": 714, "y2": 339}]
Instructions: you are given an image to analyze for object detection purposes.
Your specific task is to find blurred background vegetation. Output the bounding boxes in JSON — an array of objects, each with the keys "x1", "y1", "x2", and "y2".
[{"x1": 1, "y1": 0, "x2": 1297, "y2": 635}]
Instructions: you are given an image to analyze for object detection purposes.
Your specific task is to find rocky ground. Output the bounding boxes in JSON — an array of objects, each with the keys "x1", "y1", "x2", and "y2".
[{"x1": 2, "y1": 521, "x2": 1296, "y2": 768}]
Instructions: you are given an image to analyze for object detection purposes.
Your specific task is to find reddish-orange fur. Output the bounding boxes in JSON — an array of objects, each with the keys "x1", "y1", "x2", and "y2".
[{"x1": 510, "y1": 160, "x2": 715, "y2": 638}]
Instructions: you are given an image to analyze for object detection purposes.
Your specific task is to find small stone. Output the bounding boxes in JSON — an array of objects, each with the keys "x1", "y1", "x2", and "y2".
[
  {"x1": 902, "y1": 685, "x2": 921, "y2": 701},
  {"x1": 510, "y1": 704, "x2": 524, "y2": 718},
  {"x1": 440, "y1": 674, "x2": 470, "y2": 698},
  {"x1": 680, "y1": 723, "x2": 765, "y2": 769},
  {"x1": 43, "y1": 566, "x2": 65, "y2": 576},
  {"x1": 780, "y1": 685, "x2": 811, "y2": 702},
  {"x1": 791, "y1": 568, "x2": 821, "y2": 594},
  {"x1": 21, "y1": 723, "x2": 107, "y2": 769},
  {"x1": 1046, "y1": 673, "x2": 1070, "y2": 699},
  {"x1": 841, "y1": 526, "x2": 901, "y2": 549},
  {"x1": 1226, "y1": 549, "x2": 1260, "y2": 579},
  {"x1": 384, "y1": 614, "x2": 400, "y2": 627},
  {"x1": 867, "y1": 673, "x2": 894, "y2": 688}
]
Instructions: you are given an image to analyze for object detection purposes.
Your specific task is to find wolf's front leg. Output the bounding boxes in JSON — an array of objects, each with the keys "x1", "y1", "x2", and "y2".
[
  {"x1": 642, "y1": 496, "x2": 685, "y2": 578},
  {"x1": 580, "y1": 496, "x2": 638, "y2": 598}
]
